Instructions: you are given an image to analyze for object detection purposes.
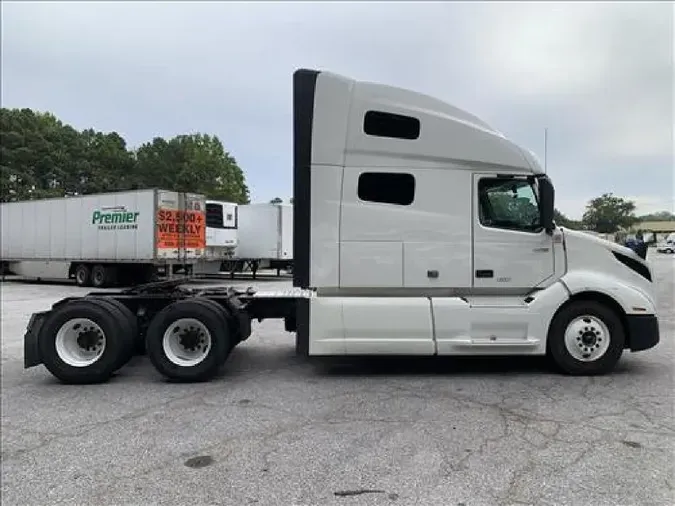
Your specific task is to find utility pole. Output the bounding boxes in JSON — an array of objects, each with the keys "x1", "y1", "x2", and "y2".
[{"x1": 544, "y1": 127, "x2": 548, "y2": 173}]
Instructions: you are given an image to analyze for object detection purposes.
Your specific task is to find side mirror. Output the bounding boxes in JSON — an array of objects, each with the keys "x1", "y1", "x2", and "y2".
[{"x1": 538, "y1": 176, "x2": 555, "y2": 234}]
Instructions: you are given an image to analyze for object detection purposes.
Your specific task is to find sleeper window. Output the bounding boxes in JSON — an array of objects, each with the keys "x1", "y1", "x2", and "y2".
[{"x1": 357, "y1": 172, "x2": 415, "y2": 206}]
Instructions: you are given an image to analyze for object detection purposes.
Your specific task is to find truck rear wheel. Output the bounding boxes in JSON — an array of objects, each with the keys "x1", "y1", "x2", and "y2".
[
  {"x1": 37, "y1": 300, "x2": 131, "y2": 384},
  {"x1": 145, "y1": 299, "x2": 233, "y2": 382},
  {"x1": 74, "y1": 264, "x2": 91, "y2": 287},
  {"x1": 85, "y1": 297, "x2": 138, "y2": 369},
  {"x1": 547, "y1": 300, "x2": 625, "y2": 375},
  {"x1": 191, "y1": 298, "x2": 237, "y2": 360}
]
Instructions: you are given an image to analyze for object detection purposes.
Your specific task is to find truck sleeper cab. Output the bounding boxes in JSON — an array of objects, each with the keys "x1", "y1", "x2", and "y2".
[{"x1": 21, "y1": 68, "x2": 660, "y2": 384}]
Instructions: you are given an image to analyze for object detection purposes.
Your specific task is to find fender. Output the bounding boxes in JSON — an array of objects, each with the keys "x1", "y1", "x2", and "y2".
[{"x1": 560, "y1": 271, "x2": 656, "y2": 315}]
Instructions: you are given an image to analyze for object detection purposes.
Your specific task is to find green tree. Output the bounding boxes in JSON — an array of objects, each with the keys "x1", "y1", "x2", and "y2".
[
  {"x1": 1, "y1": 108, "x2": 250, "y2": 205},
  {"x1": 554, "y1": 208, "x2": 582, "y2": 229},
  {"x1": 133, "y1": 133, "x2": 249, "y2": 203},
  {"x1": 637, "y1": 211, "x2": 675, "y2": 221},
  {"x1": 1, "y1": 108, "x2": 138, "y2": 201},
  {"x1": 582, "y1": 193, "x2": 637, "y2": 233}
]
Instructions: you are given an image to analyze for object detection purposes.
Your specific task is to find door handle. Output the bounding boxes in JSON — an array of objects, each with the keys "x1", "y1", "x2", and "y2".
[
  {"x1": 476, "y1": 270, "x2": 493, "y2": 278},
  {"x1": 532, "y1": 247, "x2": 550, "y2": 252}
]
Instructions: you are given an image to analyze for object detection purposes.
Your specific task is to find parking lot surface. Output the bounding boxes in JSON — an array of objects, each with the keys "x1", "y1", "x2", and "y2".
[{"x1": 2, "y1": 259, "x2": 674, "y2": 506}]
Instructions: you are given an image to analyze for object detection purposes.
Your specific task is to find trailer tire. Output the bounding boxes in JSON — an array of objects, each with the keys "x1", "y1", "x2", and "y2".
[
  {"x1": 145, "y1": 299, "x2": 233, "y2": 382},
  {"x1": 91, "y1": 264, "x2": 116, "y2": 288},
  {"x1": 547, "y1": 300, "x2": 625, "y2": 376},
  {"x1": 85, "y1": 297, "x2": 138, "y2": 369},
  {"x1": 37, "y1": 300, "x2": 130, "y2": 384},
  {"x1": 74, "y1": 264, "x2": 91, "y2": 287}
]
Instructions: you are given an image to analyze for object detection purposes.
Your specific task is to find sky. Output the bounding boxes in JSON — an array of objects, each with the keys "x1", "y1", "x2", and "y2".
[{"x1": 1, "y1": 1, "x2": 673, "y2": 219}]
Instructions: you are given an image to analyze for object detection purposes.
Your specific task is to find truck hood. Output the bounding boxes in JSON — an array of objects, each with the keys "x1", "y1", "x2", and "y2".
[{"x1": 562, "y1": 228, "x2": 646, "y2": 263}]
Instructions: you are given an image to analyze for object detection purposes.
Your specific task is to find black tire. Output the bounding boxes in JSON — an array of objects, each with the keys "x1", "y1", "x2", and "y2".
[
  {"x1": 192, "y1": 298, "x2": 237, "y2": 361},
  {"x1": 91, "y1": 264, "x2": 115, "y2": 288},
  {"x1": 37, "y1": 300, "x2": 129, "y2": 384},
  {"x1": 145, "y1": 299, "x2": 233, "y2": 382},
  {"x1": 85, "y1": 297, "x2": 138, "y2": 369},
  {"x1": 74, "y1": 264, "x2": 91, "y2": 287},
  {"x1": 547, "y1": 300, "x2": 625, "y2": 376}
]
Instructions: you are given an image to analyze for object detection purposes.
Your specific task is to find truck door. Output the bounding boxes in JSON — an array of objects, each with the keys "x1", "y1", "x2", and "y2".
[{"x1": 472, "y1": 174, "x2": 555, "y2": 290}]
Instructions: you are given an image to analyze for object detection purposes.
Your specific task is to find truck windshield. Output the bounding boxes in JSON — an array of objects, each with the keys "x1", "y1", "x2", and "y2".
[{"x1": 479, "y1": 178, "x2": 542, "y2": 232}]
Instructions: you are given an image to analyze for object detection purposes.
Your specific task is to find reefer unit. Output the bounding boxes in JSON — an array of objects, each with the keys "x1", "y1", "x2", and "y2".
[
  {"x1": 1, "y1": 189, "x2": 207, "y2": 286},
  {"x1": 204, "y1": 200, "x2": 239, "y2": 259}
]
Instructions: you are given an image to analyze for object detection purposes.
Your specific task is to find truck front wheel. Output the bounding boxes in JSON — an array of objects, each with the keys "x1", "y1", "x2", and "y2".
[
  {"x1": 145, "y1": 299, "x2": 233, "y2": 382},
  {"x1": 547, "y1": 300, "x2": 625, "y2": 375}
]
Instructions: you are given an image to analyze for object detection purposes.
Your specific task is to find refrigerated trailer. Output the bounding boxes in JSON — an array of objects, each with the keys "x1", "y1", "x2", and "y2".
[
  {"x1": 222, "y1": 203, "x2": 293, "y2": 278},
  {"x1": 22, "y1": 68, "x2": 660, "y2": 385},
  {"x1": 192, "y1": 200, "x2": 239, "y2": 275},
  {"x1": 1, "y1": 189, "x2": 207, "y2": 287}
]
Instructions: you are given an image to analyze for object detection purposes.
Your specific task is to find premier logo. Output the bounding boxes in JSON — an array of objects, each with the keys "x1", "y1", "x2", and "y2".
[{"x1": 92, "y1": 207, "x2": 139, "y2": 230}]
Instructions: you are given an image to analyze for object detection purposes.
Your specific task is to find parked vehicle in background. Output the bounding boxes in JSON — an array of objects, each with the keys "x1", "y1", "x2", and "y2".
[
  {"x1": 1, "y1": 189, "x2": 207, "y2": 287},
  {"x1": 221, "y1": 202, "x2": 294, "y2": 278},
  {"x1": 194, "y1": 200, "x2": 239, "y2": 275},
  {"x1": 655, "y1": 240, "x2": 675, "y2": 254}
]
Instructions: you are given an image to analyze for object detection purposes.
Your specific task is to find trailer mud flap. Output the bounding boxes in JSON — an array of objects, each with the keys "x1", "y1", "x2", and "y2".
[{"x1": 24, "y1": 311, "x2": 48, "y2": 368}]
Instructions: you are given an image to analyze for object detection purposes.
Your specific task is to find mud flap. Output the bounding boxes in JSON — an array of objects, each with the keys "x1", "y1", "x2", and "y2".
[{"x1": 24, "y1": 311, "x2": 48, "y2": 368}]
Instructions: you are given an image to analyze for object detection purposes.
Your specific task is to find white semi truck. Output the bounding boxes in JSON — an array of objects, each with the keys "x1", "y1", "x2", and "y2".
[
  {"x1": 1, "y1": 189, "x2": 207, "y2": 287},
  {"x1": 22, "y1": 68, "x2": 660, "y2": 384}
]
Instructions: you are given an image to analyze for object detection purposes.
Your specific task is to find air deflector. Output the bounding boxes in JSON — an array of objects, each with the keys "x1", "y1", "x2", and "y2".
[{"x1": 292, "y1": 69, "x2": 319, "y2": 288}]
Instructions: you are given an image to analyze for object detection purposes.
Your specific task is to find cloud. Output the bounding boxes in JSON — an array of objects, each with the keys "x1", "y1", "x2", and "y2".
[{"x1": 1, "y1": 1, "x2": 672, "y2": 216}]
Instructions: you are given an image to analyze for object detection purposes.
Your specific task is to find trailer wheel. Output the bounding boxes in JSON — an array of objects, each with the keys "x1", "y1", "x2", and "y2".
[
  {"x1": 91, "y1": 264, "x2": 116, "y2": 288},
  {"x1": 145, "y1": 299, "x2": 233, "y2": 382},
  {"x1": 85, "y1": 297, "x2": 138, "y2": 369},
  {"x1": 74, "y1": 264, "x2": 91, "y2": 287},
  {"x1": 37, "y1": 300, "x2": 130, "y2": 384},
  {"x1": 547, "y1": 300, "x2": 625, "y2": 375}
]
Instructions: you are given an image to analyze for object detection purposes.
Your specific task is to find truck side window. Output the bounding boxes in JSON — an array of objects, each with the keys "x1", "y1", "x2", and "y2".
[
  {"x1": 478, "y1": 178, "x2": 541, "y2": 232},
  {"x1": 357, "y1": 172, "x2": 415, "y2": 206}
]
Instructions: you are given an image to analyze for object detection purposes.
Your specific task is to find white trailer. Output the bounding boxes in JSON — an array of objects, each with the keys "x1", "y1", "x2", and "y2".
[
  {"x1": 1, "y1": 189, "x2": 207, "y2": 287},
  {"x1": 22, "y1": 68, "x2": 660, "y2": 385},
  {"x1": 220, "y1": 203, "x2": 293, "y2": 278}
]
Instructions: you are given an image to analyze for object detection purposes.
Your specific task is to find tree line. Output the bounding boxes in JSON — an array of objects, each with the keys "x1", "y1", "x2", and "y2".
[
  {"x1": 556, "y1": 194, "x2": 674, "y2": 234},
  {"x1": 0, "y1": 108, "x2": 250, "y2": 204}
]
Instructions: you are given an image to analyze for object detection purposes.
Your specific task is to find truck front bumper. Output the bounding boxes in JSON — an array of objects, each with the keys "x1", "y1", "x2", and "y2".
[
  {"x1": 24, "y1": 311, "x2": 48, "y2": 368},
  {"x1": 626, "y1": 314, "x2": 660, "y2": 352}
]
